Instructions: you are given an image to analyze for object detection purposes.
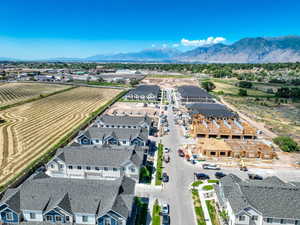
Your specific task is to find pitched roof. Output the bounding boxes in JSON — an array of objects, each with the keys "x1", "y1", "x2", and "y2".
[
  {"x1": 187, "y1": 103, "x2": 238, "y2": 118},
  {"x1": 81, "y1": 127, "x2": 148, "y2": 142},
  {"x1": 97, "y1": 114, "x2": 152, "y2": 127},
  {"x1": 177, "y1": 85, "x2": 212, "y2": 98},
  {"x1": 219, "y1": 174, "x2": 300, "y2": 219},
  {"x1": 0, "y1": 173, "x2": 135, "y2": 219},
  {"x1": 55, "y1": 145, "x2": 144, "y2": 168},
  {"x1": 127, "y1": 85, "x2": 160, "y2": 96}
]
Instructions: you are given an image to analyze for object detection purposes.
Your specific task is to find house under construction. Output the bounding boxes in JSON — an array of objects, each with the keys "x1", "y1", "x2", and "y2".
[
  {"x1": 195, "y1": 139, "x2": 276, "y2": 159},
  {"x1": 188, "y1": 103, "x2": 257, "y2": 139}
]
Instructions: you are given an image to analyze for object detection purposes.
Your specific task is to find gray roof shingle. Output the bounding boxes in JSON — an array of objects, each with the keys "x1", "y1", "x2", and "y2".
[
  {"x1": 82, "y1": 127, "x2": 148, "y2": 142},
  {"x1": 177, "y1": 85, "x2": 212, "y2": 98},
  {"x1": 0, "y1": 173, "x2": 135, "y2": 219},
  {"x1": 55, "y1": 145, "x2": 144, "y2": 168},
  {"x1": 187, "y1": 103, "x2": 238, "y2": 118},
  {"x1": 127, "y1": 85, "x2": 160, "y2": 97},
  {"x1": 219, "y1": 174, "x2": 300, "y2": 219},
  {"x1": 97, "y1": 114, "x2": 152, "y2": 127}
]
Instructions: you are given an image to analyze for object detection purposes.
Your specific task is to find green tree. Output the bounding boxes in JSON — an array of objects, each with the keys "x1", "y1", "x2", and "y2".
[
  {"x1": 273, "y1": 136, "x2": 299, "y2": 152},
  {"x1": 238, "y1": 89, "x2": 248, "y2": 96},
  {"x1": 201, "y1": 81, "x2": 216, "y2": 92}
]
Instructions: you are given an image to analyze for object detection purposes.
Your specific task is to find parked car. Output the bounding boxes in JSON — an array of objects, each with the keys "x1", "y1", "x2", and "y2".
[
  {"x1": 178, "y1": 149, "x2": 185, "y2": 157},
  {"x1": 162, "y1": 215, "x2": 170, "y2": 225},
  {"x1": 240, "y1": 166, "x2": 248, "y2": 172},
  {"x1": 161, "y1": 203, "x2": 169, "y2": 215},
  {"x1": 215, "y1": 172, "x2": 226, "y2": 179},
  {"x1": 162, "y1": 172, "x2": 169, "y2": 182},
  {"x1": 202, "y1": 164, "x2": 221, "y2": 170},
  {"x1": 248, "y1": 174, "x2": 263, "y2": 180},
  {"x1": 164, "y1": 155, "x2": 170, "y2": 163},
  {"x1": 164, "y1": 147, "x2": 170, "y2": 153},
  {"x1": 194, "y1": 173, "x2": 210, "y2": 180}
]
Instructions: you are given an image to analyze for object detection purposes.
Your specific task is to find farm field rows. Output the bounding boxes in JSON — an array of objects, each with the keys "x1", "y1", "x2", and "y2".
[
  {"x1": 0, "y1": 82, "x2": 70, "y2": 107},
  {"x1": 0, "y1": 86, "x2": 122, "y2": 185}
]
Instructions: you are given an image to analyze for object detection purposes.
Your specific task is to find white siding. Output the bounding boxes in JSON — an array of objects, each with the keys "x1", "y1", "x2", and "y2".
[
  {"x1": 22, "y1": 210, "x2": 43, "y2": 222},
  {"x1": 75, "y1": 214, "x2": 95, "y2": 224}
]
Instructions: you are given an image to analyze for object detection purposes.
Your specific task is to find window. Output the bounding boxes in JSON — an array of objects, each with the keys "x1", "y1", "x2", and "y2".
[
  {"x1": 239, "y1": 216, "x2": 246, "y2": 221},
  {"x1": 111, "y1": 125, "x2": 115, "y2": 128},
  {"x1": 252, "y1": 216, "x2": 258, "y2": 221},
  {"x1": 133, "y1": 126, "x2": 137, "y2": 128},
  {"x1": 122, "y1": 125, "x2": 126, "y2": 128},
  {"x1": 29, "y1": 212, "x2": 36, "y2": 219},
  {"x1": 6, "y1": 212, "x2": 13, "y2": 220},
  {"x1": 59, "y1": 164, "x2": 64, "y2": 169},
  {"x1": 77, "y1": 166, "x2": 82, "y2": 170},
  {"x1": 66, "y1": 216, "x2": 70, "y2": 222},
  {"x1": 95, "y1": 167, "x2": 100, "y2": 171},
  {"x1": 123, "y1": 141, "x2": 126, "y2": 144},
  {"x1": 50, "y1": 164, "x2": 54, "y2": 168},
  {"x1": 106, "y1": 125, "x2": 109, "y2": 128},
  {"x1": 46, "y1": 215, "x2": 53, "y2": 221},
  {"x1": 104, "y1": 218, "x2": 111, "y2": 225},
  {"x1": 113, "y1": 168, "x2": 118, "y2": 171},
  {"x1": 55, "y1": 216, "x2": 62, "y2": 222},
  {"x1": 104, "y1": 167, "x2": 108, "y2": 171},
  {"x1": 68, "y1": 165, "x2": 73, "y2": 170},
  {"x1": 130, "y1": 167, "x2": 136, "y2": 173},
  {"x1": 267, "y1": 218, "x2": 273, "y2": 223},
  {"x1": 128, "y1": 126, "x2": 131, "y2": 128},
  {"x1": 82, "y1": 216, "x2": 88, "y2": 222},
  {"x1": 281, "y1": 219, "x2": 285, "y2": 224},
  {"x1": 86, "y1": 166, "x2": 91, "y2": 170},
  {"x1": 95, "y1": 139, "x2": 99, "y2": 143}
]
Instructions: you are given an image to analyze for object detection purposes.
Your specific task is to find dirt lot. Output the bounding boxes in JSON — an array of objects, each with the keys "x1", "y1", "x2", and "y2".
[
  {"x1": 141, "y1": 77, "x2": 198, "y2": 88},
  {"x1": 105, "y1": 102, "x2": 160, "y2": 118}
]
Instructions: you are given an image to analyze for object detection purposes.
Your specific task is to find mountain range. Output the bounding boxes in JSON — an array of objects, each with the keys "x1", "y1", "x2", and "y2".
[{"x1": 2, "y1": 36, "x2": 300, "y2": 63}]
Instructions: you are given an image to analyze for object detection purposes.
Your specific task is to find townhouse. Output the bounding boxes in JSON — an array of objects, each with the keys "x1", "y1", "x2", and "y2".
[
  {"x1": 95, "y1": 114, "x2": 153, "y2": 135},
  {"x1": 215, "y1": 174, "x2": 300, "y2": 225},
  {"x1": 0, "y1": 173, "x2": 136, "y2": 225},
  {"x1": 177, "y1": 85, "x2": 214, "y2": 104},
  {"x1": 76, "y1": 127, "x2": 148, "y2": 146},
  {"x1": 45, "y1": 145, "x2": 145, "y2": 181},
  {"x1": 188, "y1": 103, "x2": 257, "y2": 139},
  {"x1": 124, "y1": 85, "x2": 160, "y2": 101}
]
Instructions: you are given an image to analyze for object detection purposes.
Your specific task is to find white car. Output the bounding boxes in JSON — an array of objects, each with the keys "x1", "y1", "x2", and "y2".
[
  {"x1": 202, "y1": 164, "x2": 221, "y2": 170},
  {"x1": 161, "y1": 203, "x2": 169, "y2": 215}
]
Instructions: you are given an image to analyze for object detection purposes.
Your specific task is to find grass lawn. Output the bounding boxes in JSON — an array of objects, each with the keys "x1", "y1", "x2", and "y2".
[
  {"x1": 155, "y1": 143, "x2": 164, "y2": 185},
  {"x1": 135, "y1": 198, "x2": 148, "y2": 225},
  {"x1": 86, "y1": 81, "x2": 129, "y2": 87},
  {"x1": 208, "y1": 180, "x2": 219, "y2": 184},
  {"x1": 202, "y1": 185, "x2": 214, "y2": 191},
  {"x1": 152, "y1": 200, "x2": 161, "y2": 225},
  {"x1": 206, "y1": 200, "x2": 221, "y2": 225},
  {"x1": 192, "y1": 180, "x2": 203, "y2": 187},
  {"x1": 210, "y1": 78, "x2": 274, "y2": 98},
  {"x1": 191, "y1": 189, "x2": 206, "y2": 225}
]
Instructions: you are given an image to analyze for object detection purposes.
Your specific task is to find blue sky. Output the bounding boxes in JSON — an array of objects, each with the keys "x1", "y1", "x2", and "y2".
[{"x1": 1, "y1": 0, "x2": 300, "y2": 59}]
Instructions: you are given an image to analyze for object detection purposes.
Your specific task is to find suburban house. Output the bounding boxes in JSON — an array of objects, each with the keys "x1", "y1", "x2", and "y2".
[
  {"x1": 177, "y1": 85, "x2": 214, "y2": 104},
  {"x1": 124, "y1": 85, "x2": 160, "y2": 101},
  {"x1": 95, "y1": 114, "x2": 153, "y2": 135},
  {"x1": 0, "y1": 172, "x2": 136, "y2": 225},
  {"x1": 215, "y1": 174, "x2": 300, "y2": 225},
  {"x1": 76, "y1": 127, "x2": 148, "y2": 146},
  {"x1": 45, "y1": 145, "x2": 145, "y2": 181},
  {"x1": 188, "y1": 103, "x2": 257, "y2": 139}
]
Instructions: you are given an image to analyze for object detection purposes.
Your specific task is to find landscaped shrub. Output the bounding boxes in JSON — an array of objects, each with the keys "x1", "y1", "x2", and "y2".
[{"x1": 273, "y1": 136, "x2": 299, "y2": 152}]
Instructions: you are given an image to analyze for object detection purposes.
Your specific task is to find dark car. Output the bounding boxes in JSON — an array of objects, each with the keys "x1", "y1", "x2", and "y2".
[
  {"x1": 215, "y1": 172, "x2": 226, "y2": 179},
  {"x1": 248, "y1": 173, "x2": 263, "y2": 180},
  {"x1": 162, "y1": 215, "x2": 170, "y2": 225},
  {"x1": 178, "y1": 149, "x2": 185, "y2": 157},
  {"x1": 194, "y1": 173, "x2": 210, "y2": 180},
  {"x1": 162, "y1": 172, "x2": 169, "y2": 182}
]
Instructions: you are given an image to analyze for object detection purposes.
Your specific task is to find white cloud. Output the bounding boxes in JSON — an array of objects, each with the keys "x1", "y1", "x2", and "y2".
[
  {"x1": 151, "y1": 44, "x2": 156, "y2": 48},
  {"x1": 181, "y1": 37, "x2": 226, "y2": 47},
  {"x1": 162, "y1": 44, "x2": 168, "y2": 48},
  {"x1": 172, "y1": 43, "x2": 179, "y2": 47}
]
